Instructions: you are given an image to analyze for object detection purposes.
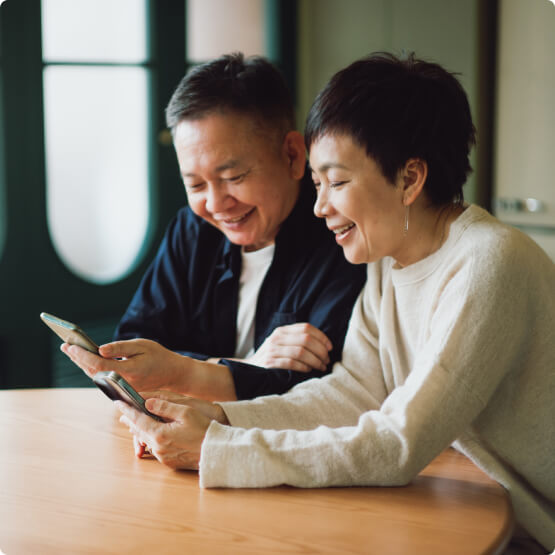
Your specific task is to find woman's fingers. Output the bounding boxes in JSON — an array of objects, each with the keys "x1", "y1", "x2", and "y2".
[{"x1": 133, "y1": 435, "x2": 147, "y2": 458}]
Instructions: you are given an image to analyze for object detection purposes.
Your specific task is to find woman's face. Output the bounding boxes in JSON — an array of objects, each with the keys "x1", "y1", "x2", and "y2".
[{"x1": 310, "y1": 133, "x2": 406, "y2": 265}]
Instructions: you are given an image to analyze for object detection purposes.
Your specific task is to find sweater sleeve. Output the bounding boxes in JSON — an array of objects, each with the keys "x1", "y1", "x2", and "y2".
[{"x1": 200, "y1": 232, "x2": 547, "y2": 488}]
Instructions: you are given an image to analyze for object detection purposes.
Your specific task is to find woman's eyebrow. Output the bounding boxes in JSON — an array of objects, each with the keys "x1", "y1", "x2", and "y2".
[{"x1": 313, "y1": 162, "x2": 350, "y2": 172}]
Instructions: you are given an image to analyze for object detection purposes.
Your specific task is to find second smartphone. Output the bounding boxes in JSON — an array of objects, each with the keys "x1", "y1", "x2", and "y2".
[{"x1": 93, "y1": 371, "x2": 165, "y2": 422}]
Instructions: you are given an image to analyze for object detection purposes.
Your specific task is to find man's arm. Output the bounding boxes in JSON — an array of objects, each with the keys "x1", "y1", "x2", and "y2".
[
  {"x1": 114, "y1": 208, "x2": 238, "y2": 361},
  {"x1": 223, "y1": 253, "x2": 367, "y2": 399},
  {"x1": 62, "y1": 339, "x2": 239, "y2": 401}
]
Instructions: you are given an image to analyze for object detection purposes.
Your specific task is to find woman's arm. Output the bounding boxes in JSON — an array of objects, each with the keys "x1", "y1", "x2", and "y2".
[{"x1": 200, "y1": 242, "x2": 546, "y2": 488}]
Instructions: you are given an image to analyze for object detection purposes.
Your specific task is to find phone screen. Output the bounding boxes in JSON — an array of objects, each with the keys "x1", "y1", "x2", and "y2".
[{"x1": 93, "y1": 371, "x2": 164, "y2": 422}]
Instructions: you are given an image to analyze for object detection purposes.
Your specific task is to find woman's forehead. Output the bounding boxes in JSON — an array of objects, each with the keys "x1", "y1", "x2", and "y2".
[{"x1": 309, "y1": 134, "x2": 361, "y2": 166}]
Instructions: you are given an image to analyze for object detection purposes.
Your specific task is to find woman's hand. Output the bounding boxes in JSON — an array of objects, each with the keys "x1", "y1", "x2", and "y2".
[
  {"x1": 246, "y1": 323, "x2": 333, "y2": 372},
  {"x1": 117, "y1": 394, "x2": 228, "y2": 470},
  {"x1": 61, "y1": 338, "x2": 187, "y2": 393},
  {"x1": 140, "y1": 391, "x2": 229, "y2": 422}
]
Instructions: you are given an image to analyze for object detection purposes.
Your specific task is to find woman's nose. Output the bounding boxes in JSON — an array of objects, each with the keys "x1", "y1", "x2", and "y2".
[{"x1": 313, "y1": 187, "x2": 331, "y2": 219}]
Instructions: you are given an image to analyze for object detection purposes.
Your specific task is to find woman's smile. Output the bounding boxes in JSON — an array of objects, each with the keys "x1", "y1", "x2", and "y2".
[{"x1": 330, "y1": 222, "x2": 356, "y2": 244}]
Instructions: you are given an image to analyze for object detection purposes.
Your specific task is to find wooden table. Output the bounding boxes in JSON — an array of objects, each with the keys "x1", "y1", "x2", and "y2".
[{"x1": 0, "y1": 388, "x2": 513, "y2": 554}]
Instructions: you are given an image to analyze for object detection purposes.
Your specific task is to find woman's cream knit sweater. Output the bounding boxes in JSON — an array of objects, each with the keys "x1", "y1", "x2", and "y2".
[{"x1": 200, "y1": 205, "x2": 555, "y2": 550}]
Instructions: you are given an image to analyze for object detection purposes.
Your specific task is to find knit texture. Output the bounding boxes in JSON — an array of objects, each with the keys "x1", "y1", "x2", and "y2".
[{"x1": 200, "y1": 205, "x2": 555, "y2": 551}]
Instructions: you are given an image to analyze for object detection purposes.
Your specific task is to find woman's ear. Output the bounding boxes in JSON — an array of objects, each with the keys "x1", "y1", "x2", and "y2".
[
  {"x1": 401, "y1": 158, "x2": 428, "y2": 206},
  {"x1": 282, "y1": 130, "x2": 307, "y2": 180}
]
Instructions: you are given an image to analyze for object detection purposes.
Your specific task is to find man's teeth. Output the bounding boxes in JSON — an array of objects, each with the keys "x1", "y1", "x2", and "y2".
[
  {"x1": 334, "y1": 223, "x2": 355, "y2": 234},
  {"x1": 226, "y1": 212, "x2": 250, "y2": 223}
]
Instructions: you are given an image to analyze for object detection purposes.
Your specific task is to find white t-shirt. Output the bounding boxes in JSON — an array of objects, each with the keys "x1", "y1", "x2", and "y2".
[{"x1": 234, "y1": 244, "x2": 275, "y2": 359}]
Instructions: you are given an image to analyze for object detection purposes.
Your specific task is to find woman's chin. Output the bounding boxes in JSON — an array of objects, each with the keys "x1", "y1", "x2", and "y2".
[{"x1": 343, "y1": 249, "x2": 368, "y2": 265}]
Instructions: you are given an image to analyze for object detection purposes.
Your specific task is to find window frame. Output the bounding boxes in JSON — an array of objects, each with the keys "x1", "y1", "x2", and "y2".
[
  {"x1": 0, "y1": 0, "x2": 186, "y2": 388},
  {"x1": 0, "y1": 0, "x2": 296, "y2": 388}
]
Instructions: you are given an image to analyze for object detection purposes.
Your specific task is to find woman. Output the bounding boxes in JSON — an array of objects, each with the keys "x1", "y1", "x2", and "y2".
[{"x1": 118, "y1": 53, "x2": 555, "y2": 553}]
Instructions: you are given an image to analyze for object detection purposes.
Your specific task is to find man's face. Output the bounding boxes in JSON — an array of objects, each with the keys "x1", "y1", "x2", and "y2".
[{"x1": 173, "y1": 112, "x2": 304, "y2": 251}]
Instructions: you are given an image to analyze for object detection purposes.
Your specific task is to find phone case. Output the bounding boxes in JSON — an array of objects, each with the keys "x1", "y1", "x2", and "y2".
[
  {"x1": 40, "y1": 312, "x2": 99, "y2": 353},
  {"x1": 93, "y1": 371, "x2": 164, "y2": 422}
]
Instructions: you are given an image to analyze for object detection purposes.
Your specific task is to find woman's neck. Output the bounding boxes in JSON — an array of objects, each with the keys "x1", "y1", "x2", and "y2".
[{"x1": 394, "y1": 202, "x2": 465, "y2": 268}]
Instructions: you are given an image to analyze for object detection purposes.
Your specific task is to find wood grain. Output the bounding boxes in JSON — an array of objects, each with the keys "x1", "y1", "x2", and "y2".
[{"x1": 0, "y1": 388, "x2": 513, "y2": 554}]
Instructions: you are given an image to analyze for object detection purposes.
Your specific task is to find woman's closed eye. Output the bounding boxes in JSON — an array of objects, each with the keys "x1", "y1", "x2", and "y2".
[
  {"x1": 310, "y1": 171, "x2": 321, "y2": 188},
  {"x1": 330, "y1": 181, "x2": 348, "y2": 188}
]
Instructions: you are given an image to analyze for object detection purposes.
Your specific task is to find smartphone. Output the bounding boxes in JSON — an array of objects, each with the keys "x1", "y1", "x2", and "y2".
[
  {"x1": 40, "y1": 312, "x2": 99, "y2": 353},
  {"x1": 92, "y1": 371, "x2": 164, "y2": 422}
]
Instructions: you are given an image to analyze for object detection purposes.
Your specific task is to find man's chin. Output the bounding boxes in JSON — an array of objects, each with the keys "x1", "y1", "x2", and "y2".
[{"x1": 222, "y1": 230, "x2": 256, "y2": 248}]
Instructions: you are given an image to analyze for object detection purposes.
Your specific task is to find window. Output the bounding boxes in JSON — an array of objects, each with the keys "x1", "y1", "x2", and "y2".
[
  {"x1": 187, "y1": 0, "x2": 267, "y2": 62},
  {"x1": 41, "y1": 0, "x2": 151, "y2": 284}
]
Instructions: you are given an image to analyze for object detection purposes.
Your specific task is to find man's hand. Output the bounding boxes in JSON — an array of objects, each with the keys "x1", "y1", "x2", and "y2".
[
  {"x1": 61, "y1": 338, "x2": 186, "y2": 393},
  {"x1": 117, "y1": 394, "x2": 228, "y2": 470},
  {"x1": 246, "y1": 323, "x2": 333, "y2": 372}
]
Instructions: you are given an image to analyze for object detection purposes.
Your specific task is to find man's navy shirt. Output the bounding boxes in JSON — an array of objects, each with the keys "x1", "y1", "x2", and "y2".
[{"x1": 115, "y1": 180, "x2": 366, "y2": 400}]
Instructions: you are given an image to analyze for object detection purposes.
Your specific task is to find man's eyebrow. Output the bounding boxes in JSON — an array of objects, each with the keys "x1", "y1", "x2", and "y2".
[
  {"x1": 215, "y1": 159, "x2": 241, "y2": 172},
  {"x1": 181, "y1": 159, "x2": 242, "y2": 178}
]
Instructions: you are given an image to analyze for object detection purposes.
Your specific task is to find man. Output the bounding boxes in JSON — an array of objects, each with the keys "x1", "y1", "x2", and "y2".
[{"x1": 63, "y1": 53, "x2": 365, "y2": 401}]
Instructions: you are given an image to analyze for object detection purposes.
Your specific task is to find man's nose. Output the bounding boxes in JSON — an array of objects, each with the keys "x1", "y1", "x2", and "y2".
[{"x1": 205, "y1": 183, "x2": 233, "y2": 213}]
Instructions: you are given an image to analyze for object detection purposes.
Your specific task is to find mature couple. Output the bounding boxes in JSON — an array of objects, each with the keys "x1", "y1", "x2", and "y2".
[{"x1": 64, "y1": 52, "x2": 554, "y2": 553}]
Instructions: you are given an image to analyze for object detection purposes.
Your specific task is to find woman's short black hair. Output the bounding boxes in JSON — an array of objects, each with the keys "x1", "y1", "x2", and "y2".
[
  {"x1": 166, "y1": 52, "x2": 295, "y2": 139},
  {"x1": 305, "y1": 52, "x2": 476, "y2": 205}
]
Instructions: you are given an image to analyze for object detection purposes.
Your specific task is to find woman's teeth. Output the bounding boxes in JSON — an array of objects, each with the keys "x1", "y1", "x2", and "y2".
[{"x1": 334, "y1": 223, "x2": 355, "y2": 235}]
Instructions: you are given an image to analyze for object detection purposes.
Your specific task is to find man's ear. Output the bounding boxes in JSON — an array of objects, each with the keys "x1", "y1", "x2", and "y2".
[
  {"x1": 401, "y1": 158, "x2": 428, "y2": 206},
  {"x1": 282, "y1": 130, "x2": 307, "y2": 180}
]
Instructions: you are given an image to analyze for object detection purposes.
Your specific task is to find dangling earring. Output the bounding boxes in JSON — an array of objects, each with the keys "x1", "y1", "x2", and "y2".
[{"x1": 403, "y1": 204, "x2": 410, "y2": 236}]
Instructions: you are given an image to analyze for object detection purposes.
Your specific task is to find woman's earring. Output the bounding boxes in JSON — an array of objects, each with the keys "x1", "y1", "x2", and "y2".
[{"x1": 403, "y1": 204, "x2": 410, "y2": 236}]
